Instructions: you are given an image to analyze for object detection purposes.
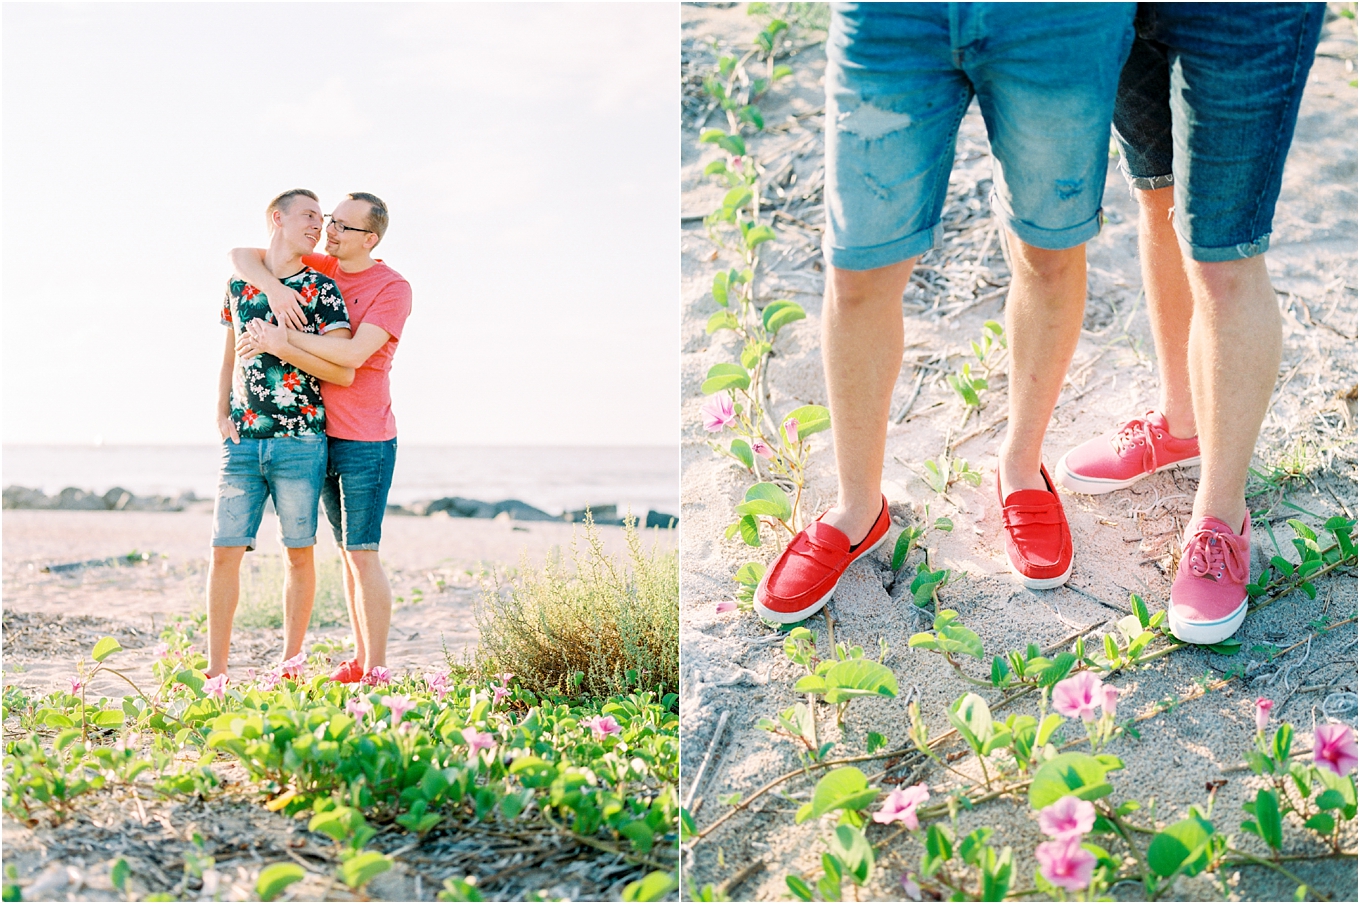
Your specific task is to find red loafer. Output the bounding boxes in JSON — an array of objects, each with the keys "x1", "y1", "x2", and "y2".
[
  {"x1": 754, "y1": 496, "x2": 891, "y2": 623},
  {"x1": 329, "y1": 658, "x2": 363, "y2": 684},
  {"x1": 998, "y1": 465, "x2": 1073, "y2": 590}
]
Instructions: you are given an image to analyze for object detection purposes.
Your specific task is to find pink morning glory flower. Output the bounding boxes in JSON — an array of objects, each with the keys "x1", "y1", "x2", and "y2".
[
  {"x1": 462, "y1": 726, "x2": 495, "y2": 756},
  {"x1": 362, "y1": 666, "x2": 391, "y2": 687},
  {"x1": 1313, "y1": 723, "x2": 1358, "y2": 777},
  {"x1": 1101, "y1": 684, "x2": 1119, "y2": 718},
  {"x1": 426, "y1": 672, "x2": 450, "y2": 690},
  {"x1": 751, "y1": 440, "x2": 775, "y2": 460},
  {"x1": 871, "y1": 782, "x2": 930, "y2": 829},
  {"x1": 1035, "y1": 837, "x2": 1096, "y2": 892},
  {"x1": 586, "y1": 715, "x2": 623, "y2": 741},
  {"x1": 381, "y1": 694, "x2": 417, "y2": 725},
  {"x1": 204, "y1": 674, "x2": 228, "y2": 701},
  {"x1": 715, "y1": 599, "x2": 737, "y2": 614},
  {"x1": 1254, "y1": 697, "x2": 1274, "y2": 733},
  {"x1": 495, "y1": 673, "x2": 515, "y2": 684},
  {"x1": 280, "y1": 652, "x2": 307, "y2": 679},
  {"x1": 1038, "y1": 796, "x2": 1096, "y2": 841},
  {"x1": 899, "y1": 876, "x2": 922, "y2": 901},
  {"x1": 114, "y1": 732, "x2": 141, "y2": 754},
  {"x1": 257, "y1": 669, "x2": 281, "y2": 692},
  {"x1": 152, "y1": 643, "x2": 170, "y2": 660},
  {"x1": 1052, "y1": 671, "x2": 1105, "y2": 723},
  {"x1": 67, "y1": 676, "x2": 83, "y2": 695},
  {"x1": 701, "y1": 392, "x2": 737, "y2": 433},
  {"x1": 346, "y1": 697, "x2": 373, "y2": 720},
  {"x1": 492, "y1": 684, "x2": 512, "y2": 706},
  {"x1": 783, "y1": 418, "x2": 800, "y2": 444}
]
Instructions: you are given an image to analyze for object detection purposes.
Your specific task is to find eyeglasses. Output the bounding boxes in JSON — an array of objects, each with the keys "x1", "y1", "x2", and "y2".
[{"x1": 325, "y1": 216, "x2": 373, "y2": 235}]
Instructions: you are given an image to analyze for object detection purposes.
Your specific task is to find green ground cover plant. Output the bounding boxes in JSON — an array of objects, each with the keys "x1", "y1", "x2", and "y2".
[{"x1": 2, "y1": 520, "x2": 680, "y2": 902}]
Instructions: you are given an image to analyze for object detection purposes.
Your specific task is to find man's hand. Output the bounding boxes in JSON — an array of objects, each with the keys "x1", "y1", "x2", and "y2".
[
  {"x1": 218, "y1": 414, "x2": 240, "y2": 444},
  {"x1": 266, "y1": 286, "x2": 307, "y2": 331},
  {"x1": 237, "y1": 319, "x2": 291, "y2": 361}
]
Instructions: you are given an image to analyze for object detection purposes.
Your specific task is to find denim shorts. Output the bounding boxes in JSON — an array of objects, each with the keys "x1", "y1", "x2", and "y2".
[
  {"x1": 321, "y1": 437, "x2": 397, "y2": 551},
  {"x1": 211, "y1": 435, "x2": 327, "y2": 549},
  {"x1": 823, "y1": 2, "x2": 1135, "y2": 271},
  {"x1": 1113, "y1": 3, "x2": 1324, "y2": 262}
]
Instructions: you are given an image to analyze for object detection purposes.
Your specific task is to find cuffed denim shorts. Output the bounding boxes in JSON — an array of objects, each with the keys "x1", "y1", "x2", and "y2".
[
  {"x1": 823, "y1": 2, "x2": 1136, "y2": 271},
  {"x1": 212, "y1": 435, "x2": 327, "y2": 550},
  {"x1": 321, "y1": 437, "x2": 397, "y2": 551},
  {"x1": 1113, "y1": 3, "x2": 1324, "y2": 262}
]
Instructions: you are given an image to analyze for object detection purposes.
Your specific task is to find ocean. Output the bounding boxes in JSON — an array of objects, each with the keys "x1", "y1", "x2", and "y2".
[{"x1": 1, "y1": 444, "x2": 678, "y2": 519}]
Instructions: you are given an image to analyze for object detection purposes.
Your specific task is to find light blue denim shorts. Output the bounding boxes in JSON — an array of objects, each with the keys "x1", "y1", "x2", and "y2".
[
  {"x1": 823, "y1": 2, "x2": 1136, "y2": 271},
  {"x1": 211, "y1": 435, "x2": 327, "y2": 550}
]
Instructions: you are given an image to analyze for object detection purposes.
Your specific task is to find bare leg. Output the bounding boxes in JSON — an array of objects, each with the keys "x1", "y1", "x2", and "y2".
[
  {"x1": 281, "y1": 545, "x2": 316, "y2": 660},
  {"x1": 347, "y1": 550, "x2": 393, "y2": 672},
  {"x1": 339, "y1": 554, "x2": 365, "y2": 666},
  {"x1": 1184, "y1": 256, "x2": 1281, "y2": 529},
  {"x1": 820, "y1": 259, "x2": 915, "y2": 543},
  {"x1": 997, "y1": 234, "x2": 1088, "y2": 496},
  {"x1": 1137, "y1": 186, "x2": 1197, "y2": 438},
  {"x1": 206, "y1": 545, "x2": 247, "y2": 677}
]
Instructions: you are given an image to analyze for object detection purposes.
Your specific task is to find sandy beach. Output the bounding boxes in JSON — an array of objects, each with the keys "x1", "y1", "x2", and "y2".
[{"x1": 680, "y1": 6, "x2": 1357, "y2": 901}]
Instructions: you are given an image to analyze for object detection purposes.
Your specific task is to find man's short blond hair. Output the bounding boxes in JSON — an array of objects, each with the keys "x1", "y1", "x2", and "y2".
[
  {"x1": 347, "y1": 192, "x2": 389, "y2": 242},
  {"x1": 266, "y1": 189, "x2": 319, "y2": 228}
]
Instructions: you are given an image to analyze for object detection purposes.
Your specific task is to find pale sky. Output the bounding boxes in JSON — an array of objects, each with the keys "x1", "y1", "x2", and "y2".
[{"x1": 2, "y1": 3, "x2": 677, "y2": 446}]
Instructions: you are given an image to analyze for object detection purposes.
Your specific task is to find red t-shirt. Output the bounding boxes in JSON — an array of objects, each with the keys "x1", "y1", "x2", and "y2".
[{"x1": 302, "y1": 254, "x2": 412, "y2": 441}]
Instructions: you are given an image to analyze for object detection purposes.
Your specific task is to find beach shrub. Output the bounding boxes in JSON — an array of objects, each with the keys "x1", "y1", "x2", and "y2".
[{"x1": 475, "y1": 516, "x2": 679, "y2": 702}]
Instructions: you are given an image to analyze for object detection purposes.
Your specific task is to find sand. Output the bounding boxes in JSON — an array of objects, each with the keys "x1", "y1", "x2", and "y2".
[{"x1": 680, "y1": 6, "x2": 1358, "y2": 901}]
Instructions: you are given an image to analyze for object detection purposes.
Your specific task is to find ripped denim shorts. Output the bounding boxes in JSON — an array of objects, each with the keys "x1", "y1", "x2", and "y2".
[
  {"x1": 822, "y1": 2, "x2": 1135, "y2": 271},
  {"x1": 1113, "y1": 2, "x2": 1324, "y2": 262},
  {"x1": 211, "y1": 435, "x2": 327, "y2": 550}
]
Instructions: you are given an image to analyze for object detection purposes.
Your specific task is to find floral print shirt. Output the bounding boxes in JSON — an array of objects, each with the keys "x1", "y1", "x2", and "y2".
[{"x1": 220, "y1": 268, "x2": 349, "y2": 438}]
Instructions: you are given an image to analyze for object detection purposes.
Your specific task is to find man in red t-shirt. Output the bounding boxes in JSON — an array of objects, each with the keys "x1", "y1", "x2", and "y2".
[{"x1": 231, "y1": 192, "x2": 412, "y2": 685}]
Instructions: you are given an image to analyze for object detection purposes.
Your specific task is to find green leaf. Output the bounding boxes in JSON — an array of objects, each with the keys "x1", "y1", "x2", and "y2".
[
  {"x1": 794, "y1": 767, "x2": 878, "y2": 824},
  {"x1": 92, "y1": 709, "x2": 125, "y2": 728},
  {"x1": 92, "y1": 636, "x2": 122, "y2": 662},
  {"x1": 744, "y1": 224, "x2": 777, "y2": 249},
  {"x1": 712, "y1": 271, "x2": 730, "y2": 307},
  {"x1": 339, "y1": 851, "x2": 392, "y2": 890},
  {"x1": 1255, "y1": 789, "x2": 1283, "y2": 851},
  {"x1": 622, "y1": 871, "x2": 677, "y2": 902},
  {"x1": 722, "y1": 186, "x2": 754, "y2": 212},
  {"x1": 816, "y1": 660, "x2": 898, "y2": 704},
  {"x1": 734, "y1": 483, "x2": 792, "y2": 521},
  {"x1": 734, "y1": 561, "x2": 765, "y2": 587},
  {"x1": 701, "y1": 362, "x2": 750, "y2": 395},
  {"x1": 706, "y1": 310, "x2": 739, "y2": 334},
  {"x1": 772, "y1": 64, "x2": 793, "y2": 80},
  {"x1": 948, "y1": 693, "x2": 994, "y2": 753},
  {"x1": 1204, "y1": 638, "x2": 1242, "y2": 656},
  {"x1": 890, "y1": 528, "x2": 918, "y2": 572},
  {"x1": 738, "y1": 105, "x2": 765, "y2": 130},
  {"x1": 1303, "y1": 812, "x2": 1335, "y2": 835},
  {"x1": 830, "y1": 826, "x2": 874, "y2": 885},
  {"x1": 1315, "y1": 789, "x2": 1346, "y2": 811},
  {"x1": 1146, "y1": 814, "x2": 1216, "y2": 878},
  {"x1": 933, "y1": 610, "x2": 984, "y2": 659},
  {"x1": 110, "y1": 858, "x2": 130, "y2": 893},
  {"x1": 737, "y1": 514, "x2": 761, "y2": 547},
  {"x1": 762, "y1": 299, "x2": 806, "y2": 335},
  {"x1": 1273, "y1": 723, "x2": 1294, "y2": 763},
  {"x1": 1131, "y1": 594, "x2": 1150, "y2": 628},
  {"x1": 730, "y1": 439, "x2": 754, "y2": 469},
  {"x1": 1028, "y1": 753, "x2": 1119, "y2": 809},
  {"x1": 786, "y1": 875, "x2": 814, "y2": 901},
  {"x1": 1038, "y1": 652, "x2": 1078, "y2": 688},
  {"x1": 866, "y1": 732, "x2": 887, "y2": 754},
  {"x1": 783, "y1": 404, "x2": 831, "y2": 439},
  {"x1": 257, "y1": 863, "x2": 306, "y2": 902},
  {"x1": 990, "y1": 656, "x2": 1010, "y2": 688}
]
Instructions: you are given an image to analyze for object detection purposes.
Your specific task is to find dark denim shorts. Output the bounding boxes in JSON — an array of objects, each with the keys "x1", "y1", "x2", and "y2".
[
  {"x1": 822, "y1": 2, "x2": 1136, "y2": 270},
  {"x1": 321, "y1": 437, "x2": 397, "y2": 551},
  {"x1": 1113, "y1": 2, "x2": 1324, "y2": 261},
  {"x1": 212, "y1": 434, "x2": 327, "y2": 549}
]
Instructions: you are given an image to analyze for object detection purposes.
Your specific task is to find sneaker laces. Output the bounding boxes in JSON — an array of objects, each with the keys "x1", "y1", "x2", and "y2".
[
  {"x1": 1184, "y1": 526, "x2": 1248, "y2": 583},
  {"x1": 1111, "y1": 414, "x2": 1162, "y2": 472}
]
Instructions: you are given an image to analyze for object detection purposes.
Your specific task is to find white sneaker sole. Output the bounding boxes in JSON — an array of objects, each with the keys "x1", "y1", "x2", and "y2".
[
  {"x1": 752, "y1": 531, "x2": 889, "y2": 624},
  {"x1": 1167, "y1": 597, "x2": 1247, "y2": 645},
  {"x1": 1055, "y1": 452, "x2": 1201, "y2": 495},
  {"x1": 1008, "y1": 558, "x2": 1073, "y2": 591}
]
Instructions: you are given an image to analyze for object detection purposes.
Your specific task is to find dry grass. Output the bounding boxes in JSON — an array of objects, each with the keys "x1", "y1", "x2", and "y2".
[
  {"x1": 234, "y1": 553, "x2": 348, "y2": 630},
  {"x1": 474, "y1": 517, "x2": 679, "y2": 701}
]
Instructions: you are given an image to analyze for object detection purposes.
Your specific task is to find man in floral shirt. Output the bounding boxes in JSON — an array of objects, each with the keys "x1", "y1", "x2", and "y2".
[{"x1": 208, "y1": 189, "x2": 353, "y2": 680}]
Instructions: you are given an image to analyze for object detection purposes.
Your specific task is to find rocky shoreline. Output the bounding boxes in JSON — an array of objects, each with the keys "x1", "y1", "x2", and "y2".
[{"x1": 1, "y1": 485, "x2": 677, "y2": 528}]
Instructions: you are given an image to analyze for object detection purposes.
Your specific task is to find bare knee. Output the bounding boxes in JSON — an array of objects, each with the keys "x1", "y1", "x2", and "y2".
[
  {"x1": 211, "y1": 546, "x2": 246, "y2": 569},
  {"x1": 827, "y1": 259, "x2": 916, "y2": 313},
  {"x1": 284, "y1": 546, "x2": 314, "y2": 569},
  {"x1": 345, "y1": 550, "x2": 383, "y2": 578},
  {"x1": 1135, "y1": 185, "x2": 1176, "y2": 220},
  {"x1": 1007, "y1": 236, "x2": 1084, "y2": 284}
]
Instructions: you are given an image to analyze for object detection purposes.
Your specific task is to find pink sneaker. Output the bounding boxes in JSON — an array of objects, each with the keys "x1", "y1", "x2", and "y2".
[
  {"x1": 1168, "y1": 513, "x2": 1251, "y2": 645},
  {"x1": 1055, "y1": 411, "x2": 1199, "y2": 494}
]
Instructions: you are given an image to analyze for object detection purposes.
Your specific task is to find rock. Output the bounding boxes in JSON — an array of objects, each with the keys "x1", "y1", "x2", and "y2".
[
  {"x1": 493, "y1": 499, "x2": 557, "y2": 521},
  {"x1": 563, "y1": 504, "x2": 619, "y2": 523},
  {"x1": 103, "y1": 487, "x2": 134, "y2": 511},
  {"x1": 386, "y1": 503, "x2": 413, "y2": 516},
  {"x1": 54, "y1": 486, "x2": 108, "y2": 510},
  {"x1": 646, "y1": 510, "x2": 679, "y2": 529},
  {"x1": 2, "y1": 485, "x2": 51, "y2": 509}
]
